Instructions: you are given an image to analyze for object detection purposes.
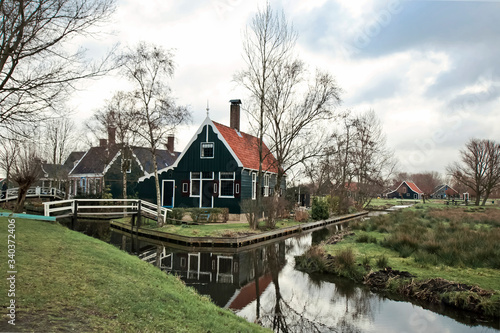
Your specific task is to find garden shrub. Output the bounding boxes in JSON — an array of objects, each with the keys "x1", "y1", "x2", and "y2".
[{"x1": 311, "y1": 197, "x2": 329, "y2": 221}]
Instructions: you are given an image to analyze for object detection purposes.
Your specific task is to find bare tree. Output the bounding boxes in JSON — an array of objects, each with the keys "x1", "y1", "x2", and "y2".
[
  {"x1": 0, "y1": 136, "x2": 19, "y2": 200},
  {"x1": 234, "y1": 2, "x2": 296, "y2": 229},
  {"x1": 11, "y1": 142, "x2": 42, "y2": 212},
  {"x1": 120, "y1": 42, "x2": 190, "y2": 224},
  {"x1": 265, "y1": 62, "x2": 342, "y2": 209},
  {"x1": 312, "y1": 111, "x2": 395, "y2": 213},
  {"x1": 0, "y1": 0, "x2": 116, "y2": 138},
  {"x1": 448, "y1": 139, "x2": 500, "y2": 206},
  {"x1": 350, "y1": 110, "x2": 396, "y2": 208},
  {"x1": 42, "y1": 117, "x2": 77, "y2": 165},
  {"x1": 326, "y1": 114, "x2": 356, "y2": 213},
  {"x1": 411, "y1": 171, "x2": 442, "y2": 200},
  {"x1": 91, "y1": 91, "x2": 136, "y2": 199}
]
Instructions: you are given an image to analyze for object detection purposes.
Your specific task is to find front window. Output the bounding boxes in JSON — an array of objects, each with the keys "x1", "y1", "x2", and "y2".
[
  {"x1": 252, "y1": 173, "x2": 257, "y2": 200},
  {"x1": 219, "y1": 172, "x2": 235, "y2": 197},
  {"x1": 191, "y1": 172, "x2": 200, "y2": 197},
  {"x1": 263, "y1": 174, "x2": 270, "y2": 197},
  {"x1": 201, "y1": 142, "x2": 214, "y2": 158}
]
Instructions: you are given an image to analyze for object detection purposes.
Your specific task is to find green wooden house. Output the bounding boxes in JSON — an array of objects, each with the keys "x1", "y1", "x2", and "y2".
[
  {"x1": 68, "y1": 129, "x2": 178, "y2": 198},
  {"x1": 137, "y1": 100, "x2": 285, "y2": 214}
]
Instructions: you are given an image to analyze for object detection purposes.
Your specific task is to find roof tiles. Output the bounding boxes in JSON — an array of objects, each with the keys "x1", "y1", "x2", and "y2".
[{"x1": 213, "y1": 121, "x2": 279, "y2": 173}]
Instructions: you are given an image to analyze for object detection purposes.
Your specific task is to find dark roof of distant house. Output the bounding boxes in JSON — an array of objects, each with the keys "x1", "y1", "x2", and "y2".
[
  {"x1": 63, "y1": 151, "x2": 85, "y2": 170},
  {"x1": 69, "y1": 144, "x2": 179, "y2": 176},
  {"x1": 132, "y1": 147, "x2": 179, "y2": 174},
  {"x1": 213, "y1": 121, "x2": 279, "y2": 173},
  {"x1": 41, "y1": 164, "x2": 68, "y2": 179},
  {"x1": 69, "y1": 145, "x2": 121, "y2": 175},
  {"x1": 433, "y1": 184, "x2": 458, "y2": 194}
]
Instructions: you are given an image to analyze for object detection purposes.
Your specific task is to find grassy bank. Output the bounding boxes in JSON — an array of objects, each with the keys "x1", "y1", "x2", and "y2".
[
  {"x1": 366, "y1": 198, "x2": 500, "y2": 211},
  {"x1": 296, "y1": 207, "x2": 500, "y2": 317},
  {"x1": 0, "y1": 216, "x2": 268, "y2": 332}
]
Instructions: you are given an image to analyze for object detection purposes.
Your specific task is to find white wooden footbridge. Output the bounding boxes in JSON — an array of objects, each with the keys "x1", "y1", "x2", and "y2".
[
  {"x1": 42, "y1": 198, "x2": 170, "y2": 225},
  {"x1": 0, "y1": 186, "x2": 65, "y2": 203}
]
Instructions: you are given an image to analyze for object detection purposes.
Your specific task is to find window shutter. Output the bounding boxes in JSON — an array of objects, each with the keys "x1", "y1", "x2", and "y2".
[
  {"x1": 213, "y1": 180, "x2": 218, "y2": 197},
  {"x1": 235, "y1": 180, "x2": 241, "y2": 197},
  {"x1": 181, "y1": 180, "x2": 189, "y2": 197}
]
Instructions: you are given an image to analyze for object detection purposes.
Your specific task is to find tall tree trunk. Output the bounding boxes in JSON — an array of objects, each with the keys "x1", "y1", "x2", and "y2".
[
  {"x1": 122, "y1": 151, "x2": 128, "y2": 199},
  {"x1": 152, "y1": 149, "x2": 163, "y2": 226},
  {"x1": 14, "y1": 185, "x2": 28, "y2": 213}
]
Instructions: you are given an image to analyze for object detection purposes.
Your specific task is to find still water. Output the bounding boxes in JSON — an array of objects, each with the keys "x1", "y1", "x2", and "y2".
[{"x1": 110, "y1": 226, "x2": 499, "y2": 332}]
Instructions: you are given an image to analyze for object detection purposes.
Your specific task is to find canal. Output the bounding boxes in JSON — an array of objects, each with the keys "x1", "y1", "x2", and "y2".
[{"x1": 108, "y1": 223, "x2": 499, "y2": 332}]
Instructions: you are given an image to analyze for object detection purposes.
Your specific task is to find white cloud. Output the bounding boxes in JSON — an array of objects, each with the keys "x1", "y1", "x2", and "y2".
[{"x1": 65, "y1": 0, "x2": 500, "y2": 177}]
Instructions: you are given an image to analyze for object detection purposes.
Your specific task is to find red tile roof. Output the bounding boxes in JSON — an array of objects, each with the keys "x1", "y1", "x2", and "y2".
[
  {"x1": 406, "y1": 181, "x2": 423, "y2": 194},
  {"x1": 213, "y1": 121, "x2": 279, "y2": 173}
]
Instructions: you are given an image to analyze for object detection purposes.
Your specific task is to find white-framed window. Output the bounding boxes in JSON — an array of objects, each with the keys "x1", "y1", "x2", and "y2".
[
  {"x1": 252, "y1": 172, "x2": 257, "y2": 200},
  {"x1": 182, "y1": 183, "x2": 189, "y2": 193},
  {"x1": 235, "y1": 183, "x2": 240, "y2": 195},
  {"x1": 201, "y1": 142, "x2": 214, "y2": 158},
  {"x1": 219, "y1": 172, "x2": 235, "y2": 198},
  {"x1": 263, "y1": 174, "x2": 270, "y2": 197},
  {"x1": 191, "y1": 172, "x2": 200, "y2": 197}
]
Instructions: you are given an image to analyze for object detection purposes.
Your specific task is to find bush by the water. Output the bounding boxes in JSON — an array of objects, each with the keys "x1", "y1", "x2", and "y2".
[{"x1": 311, "y1": 197, "x2": 329, "y2": 220}]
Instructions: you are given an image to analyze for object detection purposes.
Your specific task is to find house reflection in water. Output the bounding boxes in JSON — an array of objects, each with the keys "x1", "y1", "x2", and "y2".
[{"x1": 112, "y1": 233, "x2": 286, "y2": 310}]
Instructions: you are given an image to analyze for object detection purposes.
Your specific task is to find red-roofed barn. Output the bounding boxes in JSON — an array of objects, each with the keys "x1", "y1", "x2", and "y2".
[
  {"x1": 137, "y1": 100, "x2": 285, "y2": 216},
  {"x1": 386, "y1": 181, "x2": 423, "y2": 200}
]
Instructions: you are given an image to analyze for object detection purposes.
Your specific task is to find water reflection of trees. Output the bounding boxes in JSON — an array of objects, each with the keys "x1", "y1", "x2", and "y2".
[
  {"x1": 252, "y1": 236, "x2": 380, "y2": 333},
  {"x1": 254, "y1": 242, "x2": 338, "y2": 332}
]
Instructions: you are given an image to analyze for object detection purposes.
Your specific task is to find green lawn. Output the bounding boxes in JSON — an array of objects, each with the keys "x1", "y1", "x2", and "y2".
[
  {"x1": 118, "y1": 216, "x2": 304, "y2": 237},
  {"x1": 0, "y1": 216, "x2": 268, "y2": 332}
]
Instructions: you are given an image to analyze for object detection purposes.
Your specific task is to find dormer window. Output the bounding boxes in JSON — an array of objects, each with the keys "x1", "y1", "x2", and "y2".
[{"x1": 201, "y1": 142, "x2": 214, "y2": 158}]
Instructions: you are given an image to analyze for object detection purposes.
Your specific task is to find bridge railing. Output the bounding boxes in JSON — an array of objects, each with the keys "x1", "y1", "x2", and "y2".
[
  {"x1": 1, "y1": 186, "x2": 65, "y2": 202},
  {"x1": 43, "y1": 199, "x2": 171, "y2": 223}
]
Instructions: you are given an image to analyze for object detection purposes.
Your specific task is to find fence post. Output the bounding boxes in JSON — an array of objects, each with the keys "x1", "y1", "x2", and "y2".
[
  {"x1": 72, "y1": 200, "x2": 78, "y2": 230},
  {"x1": 137, "y1": 200, "x2": 142, "y2": 228}
]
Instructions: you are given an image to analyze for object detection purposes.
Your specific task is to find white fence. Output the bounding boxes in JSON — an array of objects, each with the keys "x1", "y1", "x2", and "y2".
[{"x1": 43, "y1": 199, "x2": 170, "y2": 222}]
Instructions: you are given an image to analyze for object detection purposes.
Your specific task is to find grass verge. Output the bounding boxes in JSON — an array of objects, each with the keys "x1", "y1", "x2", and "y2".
[{"x1": 0, "y1": 216, "x2": 268, "y2": 332}]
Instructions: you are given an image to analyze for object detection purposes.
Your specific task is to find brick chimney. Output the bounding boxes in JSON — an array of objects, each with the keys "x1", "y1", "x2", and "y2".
[
  {"x1": 230, "y1": 99, "x2": 241, "y2": 131},
  {"x1": 99, "y1": 139, "x2": 107, "y2": 147},
  {"x1": 108, "y1": 126, "x2": 116, "y2": 146},
  {"x1": 166, "y1": 135, "x2": 175, "y2": 153}
]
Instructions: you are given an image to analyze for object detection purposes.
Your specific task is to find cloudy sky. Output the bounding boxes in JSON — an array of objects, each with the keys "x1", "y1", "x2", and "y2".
[{"x1": 70, "y1": 0, "x2": 500, "y2": 176}]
